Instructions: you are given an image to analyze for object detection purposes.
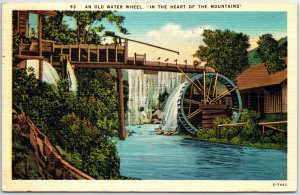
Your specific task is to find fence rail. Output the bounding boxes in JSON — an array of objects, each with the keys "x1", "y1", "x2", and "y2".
[
  {"x1": 258, "y1": 121, "x2": 287, "y2": 134},
  {"x1": 216, "y1": 122, "x2": 248, "y2": 139},
  {"x1": 16, "y1": 110, "x2": 94, "y2": 179}
]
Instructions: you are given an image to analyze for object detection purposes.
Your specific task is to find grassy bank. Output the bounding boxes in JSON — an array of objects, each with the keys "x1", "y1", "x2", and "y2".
[
  {"x1": 190, "y1": 109, "x2": 287, "y2": 151},
  {"x1": 185, "y1": 137, "x2": 286, "y2": 150}
]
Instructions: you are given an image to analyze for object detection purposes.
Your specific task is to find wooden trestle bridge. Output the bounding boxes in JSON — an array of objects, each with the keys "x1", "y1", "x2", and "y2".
[{"x1": 14, "y1": 10, "x2": 210, "y2": 140}]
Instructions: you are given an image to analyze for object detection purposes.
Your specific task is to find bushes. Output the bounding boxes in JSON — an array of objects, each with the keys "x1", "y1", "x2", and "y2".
[
  {"x1": 196, "y1": 109, "x2": 287, "y2": 149},
  {"x1": 13, "y1": 67, "x2": 121, "y2": 179},
  {"x1": 238, "y1": 109, "x2": 261, "y2": 142},
  {"x1": 197, "y1": 128, "x2": 216, "y2": 140},
  {"x1": 83, "y1": 146, "x2": 120, "y2": 179}
]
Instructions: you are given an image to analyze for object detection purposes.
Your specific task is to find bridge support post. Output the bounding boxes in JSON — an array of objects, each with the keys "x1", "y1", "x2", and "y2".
[
  {"x1": 116, "y1": 69, "x2": 126, "y2": 140},
  {"x1": 38, "y1": 14, "x2": 43, "y2": 82}
]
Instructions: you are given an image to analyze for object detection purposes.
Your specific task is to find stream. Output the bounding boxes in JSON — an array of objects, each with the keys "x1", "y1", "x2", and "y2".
[{"x1": 117, "y1": 124, "x2": 287, "y2": 180}]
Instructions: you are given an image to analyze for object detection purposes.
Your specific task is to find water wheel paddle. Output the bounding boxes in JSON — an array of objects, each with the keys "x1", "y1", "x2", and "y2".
[{"x1": 177, "y1": 73, "x2": 242, "y2": 135}]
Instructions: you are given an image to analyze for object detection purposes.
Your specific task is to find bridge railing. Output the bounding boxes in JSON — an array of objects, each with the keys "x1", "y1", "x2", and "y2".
[{"x1": 53, "y1": 44, "x2": 126, "y2": 65}]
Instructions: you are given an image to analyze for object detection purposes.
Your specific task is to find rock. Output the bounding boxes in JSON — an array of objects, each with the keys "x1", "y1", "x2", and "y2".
[
  {"x1": 151, "y1": 118, "x2": 161, "y2": 124},
  {"x1": 163, "y1": 131, "x2": 171, "y2": 135},
  {"x1": 152, "y1": 110, "x2": 163, "y2": 120}
]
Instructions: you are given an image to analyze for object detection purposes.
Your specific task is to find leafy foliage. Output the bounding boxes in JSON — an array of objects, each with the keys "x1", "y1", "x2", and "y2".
[
  {"x1": 197, "y1": 128, "x2": 216, "y2": 140},
  {"x1": 13, "y1": 32, "x2": 21, "y2": 55},
  {"x1": 196, "y1": 109, "x2": 286, "y2": 150},
  {"x1": 59, "y1": 113, "x2": 120, "y2": 179},
  {"x1": 13, "y1": 68, "x2": 121, "y2": 179},
  {"x1": 256, "y1": 34, "x2": 286, "y2": 73},
  {"x1": 247, "y1": 36, "x2": 287, "y2": 66},
  {"x1": 194, "y1": 29, "x2": 250, "y2": 79},
  {"x1": 43, "y1": 11, "x2": 128, "y2": 44},
  {"x1": 12, "y1": 10, "x2": 130, "y2": 179}
]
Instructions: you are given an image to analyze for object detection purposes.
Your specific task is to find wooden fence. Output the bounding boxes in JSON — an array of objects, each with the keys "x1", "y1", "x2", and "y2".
[
  {"x1": 16, "y1": 111, "x2": 94, "y2": 180},
  {"x1": 258, "y1": 121, "x2": 287, "y2": 134}
]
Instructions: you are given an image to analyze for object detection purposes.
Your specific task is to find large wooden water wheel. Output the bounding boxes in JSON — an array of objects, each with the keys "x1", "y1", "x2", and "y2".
[{"x1": 177, "y1": 72, "x2": 242, "y2": 135}]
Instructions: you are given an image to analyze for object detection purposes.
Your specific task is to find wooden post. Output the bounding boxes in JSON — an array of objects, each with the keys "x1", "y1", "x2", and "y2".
[
  {"x1": 97, "y1": 45, "x2": 100, "y2": 62},
  {"x1": 50, "y1": 41, "x2": 54, "y2": 64},
  {"x1": 248, "y1": 91, "x2": 250, "y2": 109},
  {"x1": 144, "y1": 53, "x2": 146, "y2": 65},
  {"x1": 134, "y1": 52, "x2": 136, "y2": 65},
  {"x1": 78, "y1": 45, "x2": 81, "y2": 62},
  {"x1": 19, "y1": 38, "x2": 22, "y2": 55},
  {"x1": 216, "y1": 126, "x2": 220, "y2": 139},
  {"x1": 203, "y1": 68, "x2": 206, "y2": 105},
  {"x1": 188, "y1": 84, "x2": 193, "y2": 115},
  {"x1": 69, "y1": 44, "x2": 72, "y2": 61},
  {"x1": 61, "y1": 55, "x2": 65, "y2": 79},
  {"x1": 88, "y1": 44, "x2": 90, "y2": 62},
  {"x1": 124, "y1": 39, "x2": 128, "y2": 64},
  {"x1": 106, "y1": 45, "x2": 109, "y2": 63},
  {"x1": 115, "y1": 46, "x2": 118, "y2": 63},
  {"x1": 38, "y1": 14, "x2": 43, "y2": 82},
  {"x1": 257, "y1": 90, "x2": 260, "y2": 113},
  {"x1": 116, "y1": 69, "x2": 126, "y2": 140}
]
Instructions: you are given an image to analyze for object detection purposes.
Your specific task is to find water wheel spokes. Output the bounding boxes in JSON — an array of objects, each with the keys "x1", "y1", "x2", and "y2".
[
  {"x1": 177, "y1": 72, "x2": 242, "y2": 135},
  {"x1": 187, "y1": 108, "x2": 203, "y2": 119},
  {"x1": 210, "y1": 86, "x2": 238, "y2": 104}
]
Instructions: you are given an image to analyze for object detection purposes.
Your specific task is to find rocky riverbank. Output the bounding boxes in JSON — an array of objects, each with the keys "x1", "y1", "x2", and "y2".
[{"x1": 155, "y1": 130, "x2": 179, "y2": 135}]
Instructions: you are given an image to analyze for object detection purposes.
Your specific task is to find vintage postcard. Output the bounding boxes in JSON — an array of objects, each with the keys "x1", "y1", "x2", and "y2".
[{"x1": 1, "y1": 1, "x2": 298, "y2": 192}]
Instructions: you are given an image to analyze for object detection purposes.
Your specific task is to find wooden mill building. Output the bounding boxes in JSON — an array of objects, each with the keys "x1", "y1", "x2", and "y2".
[{"x1": 236, "y1": 58, "x2": 287, "y2": 114}]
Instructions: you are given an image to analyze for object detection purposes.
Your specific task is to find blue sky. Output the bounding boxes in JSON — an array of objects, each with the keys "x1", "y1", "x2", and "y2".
[
  {"x1": 61, "y1": 12, "x2": 287, "y2": 63},
  {"x1": 120, "y1": 12, "x2": 287, "y2": 37}
]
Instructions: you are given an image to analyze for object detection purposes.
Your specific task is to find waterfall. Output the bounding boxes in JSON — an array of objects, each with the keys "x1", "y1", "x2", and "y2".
[
  {"x1": 66, "y1": 60, "x2": 78, "y2": 93},
  {"x1": 126, "y1": 70, "x2": 184, "y2": 125},
  {"x1": 26, "y1": 59, "x2": 60, "y2": 85},
  {"x1": 25, "y1": 59, "x2": 77, "y2": 93},
  {"x1": 159, "y1": 82, "x2": 187, "y2": 131}
]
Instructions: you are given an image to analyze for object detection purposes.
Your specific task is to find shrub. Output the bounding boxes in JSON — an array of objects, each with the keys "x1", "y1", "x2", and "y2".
[
  {"x1": 83, "y1": 145, "x2": 120, "y2": 179},
  {"x1": 238, "y1": 109, "x2": 261, "y2": 142},
  {"x1": 197, "y1": 128, "x2": 216, "y2": 140},
  {"x1": 13, "y1": 67, "x2": 121, "y2": 179}
]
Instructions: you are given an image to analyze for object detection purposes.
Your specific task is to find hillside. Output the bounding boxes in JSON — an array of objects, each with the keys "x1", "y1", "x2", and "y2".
[{"x1": 247, "y1": 36, "x2": 287, "y2": 66}]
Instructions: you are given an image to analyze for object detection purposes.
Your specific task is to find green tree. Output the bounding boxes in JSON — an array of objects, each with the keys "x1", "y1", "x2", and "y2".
[
  {"x1": 13, "y1": 68, "x2": 121, "y2": 179},
  {"x1": 193, "y1": 29, "x2": 250, "y2": 80},
  {"x1": 256, "y1": 34, "x2": 286, "y2": 73},
  {"x1": 43, "y1": 11, "x2": 128, "y2": 44},
  {"x1": 13, "y1": 10, "x2": 127, "y2": 179},
  {"x1": 42, "y1": 12, "x2": 78, "y2": 44}
]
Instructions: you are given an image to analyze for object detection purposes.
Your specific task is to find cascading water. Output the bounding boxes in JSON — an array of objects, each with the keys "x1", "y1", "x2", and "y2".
[
  {"x1": 126, "y1": 70, "x2": 184, "y2": 125},
  {"x1": 159, "y1": 82, "x2": 187, "y2": 131},
  {"x1": 26, "y1": 59, "x2": 60, "y2": 85},
  {"x1": 66, "y1": 60, "x2": 78, "y2": 93},
  {"x1": 25, "y1": 59, "x2": 77, "y2": 93}
]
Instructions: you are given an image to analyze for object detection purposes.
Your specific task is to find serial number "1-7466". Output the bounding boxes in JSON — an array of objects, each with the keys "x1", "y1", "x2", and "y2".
[{"x1": 273, "y1": 183, "x2": 287, "y2": 187}]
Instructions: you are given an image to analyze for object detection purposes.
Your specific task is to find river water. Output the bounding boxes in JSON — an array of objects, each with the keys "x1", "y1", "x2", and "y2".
[{"x1": 117, "y1": 124, "x2": 287, "y2": 180}]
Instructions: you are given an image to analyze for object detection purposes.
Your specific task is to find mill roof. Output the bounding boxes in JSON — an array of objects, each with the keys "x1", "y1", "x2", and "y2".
[{"x1": 236, "y1": 58, "x2": 287, "y2": 90}]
